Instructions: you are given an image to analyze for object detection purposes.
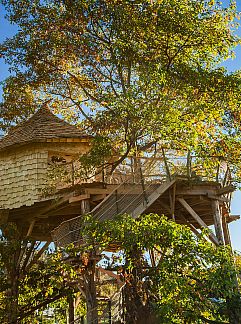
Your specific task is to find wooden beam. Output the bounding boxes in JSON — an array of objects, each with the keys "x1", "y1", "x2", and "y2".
[
  {"x1": 177, "y1": 212, "x2": 200, "y2": 237},
  {"x1": 222, "y1": 214, "x2": 231, "y2": 246},
  {"x1": 69, "y1": 194, "x2": 90, "y2": 204},
  {"x1": 207, "y1": 193, "x2": 229, "y2": 203},
  {"x1": 177, "y1": 198, "x2": 219, "y2": 245},
  {"x1": 37, "y1": 193, "x2": 75, "y2": 218},
  {"x1": 216, "y1": 185, "x2": 236, "y2": 195},
  {"x1": 176, "y1": 189, "x2": 216, "y2": 196},
  {"x1": 228, "y1": 215, "x2": 240, "y2": 222},
  {"x1": 26, "y1": 219, "x2": 36, "y2": 237},
  {"x1": 212, "y1": 200, "x2": 224, "y2": 245},
  {"x1": 81, "y1": 199, "x2": 90, "y2": 214},
  {"x1": 132, "y1": 180, "x2": 176, "y2": 218},
  {"x1": 85, "y1": 187, "x2": 117, "y2": 195},
  {"x1": 169, "y1": 184, "x2": 176, "y2": 220}
]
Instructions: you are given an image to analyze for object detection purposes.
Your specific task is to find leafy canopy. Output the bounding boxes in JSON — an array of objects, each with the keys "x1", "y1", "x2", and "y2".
[
  {"x1": 1, "y1": 0, "x2": 241, "y2": 176},
  {"x1": 65, "y1": 213, "x2": 241, "y2": 323}
]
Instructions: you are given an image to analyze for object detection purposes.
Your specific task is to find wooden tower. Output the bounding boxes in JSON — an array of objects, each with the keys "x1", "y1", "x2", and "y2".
[{"x1": 0, "y1": 104, "x2": 92, "y2": 239}]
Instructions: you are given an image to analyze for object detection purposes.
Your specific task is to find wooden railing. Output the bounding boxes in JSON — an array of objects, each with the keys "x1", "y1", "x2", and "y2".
[{"x1": 46, "y1": 152, "x2": 233, "y2": 192}]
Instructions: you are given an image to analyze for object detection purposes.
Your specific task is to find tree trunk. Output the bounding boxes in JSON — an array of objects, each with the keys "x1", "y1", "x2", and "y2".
[
  {"x1": 68, "y1": 295, "x2": 75, "y2": 324},
  {"x1": 123, "y1": 246, "x2": 158, "y2": 324},
  {"x1": 227, "y1": 295, "x2": 241, "y2": 324},
  {"x1": 6, "y1": 256, "x2": 20, "y2": 324},
  {"x1": 84, "y1": 257, "x2": 98, "y2": 324}
]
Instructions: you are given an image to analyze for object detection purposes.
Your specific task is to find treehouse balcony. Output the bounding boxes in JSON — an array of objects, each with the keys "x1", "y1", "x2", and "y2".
[{"x1": 51, "y1": 153, "x2": 238, "y2": 249}]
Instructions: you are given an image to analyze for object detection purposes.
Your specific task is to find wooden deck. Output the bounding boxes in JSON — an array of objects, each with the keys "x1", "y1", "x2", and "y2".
[
  {"x1": 51, "y1": 177, "x2": 237, "y2": 248},
  {"x1": 1, "y1": 176, "x2": 238, "y2": 246}
]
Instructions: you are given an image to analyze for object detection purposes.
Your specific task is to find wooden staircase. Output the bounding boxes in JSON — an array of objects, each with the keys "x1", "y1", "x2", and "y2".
[{"x1": 52, "y1": 179, "x2": 175, "y2": 247}]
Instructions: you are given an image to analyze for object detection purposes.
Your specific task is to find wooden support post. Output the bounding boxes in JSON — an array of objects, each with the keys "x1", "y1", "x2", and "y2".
[
  {"x1": 108, "y1": 299, "x2": 112, "y2": 324},
  {"x1": 68, "y1": 295, "x2": 75, "y2": 324},
  {"x1": 212, "y1": 200, "x2": 224, "y2": 245},
  {"x1": 222, "y1": 214, "x2": 231, "y2": 246},
  {"x1": 177, "y1": 212, "x2": 200, "y2": 237},
  {"x1": 81, "y1": 199, "x2": 90, "y2": 214},
  {"x1": 177, "y1": 198, "x2": 219, "y2": 245},
  {"x1": 161, "y1": 147, "x2": 171, "y2": 181},
  {"x1": 26, "y1": 219, "x2": 36, "y2": 237},
  {"x1": 85, "y1": 256, "x2": 98, "y2": 324},
  {"x1": 169, "y1": 184, "x2": 176, "y2": 220}
]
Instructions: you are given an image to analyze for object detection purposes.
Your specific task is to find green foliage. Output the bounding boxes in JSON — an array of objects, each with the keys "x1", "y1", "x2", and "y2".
[
  {"x1": 0, "y1": 223, "x2": 83, "y2": 323},
  {"x1": 1, "y1": 0, "x2": 241, "y2": 178},
  {"x1": 65, "y1": 213, "x2": 241, "y2": 323}
]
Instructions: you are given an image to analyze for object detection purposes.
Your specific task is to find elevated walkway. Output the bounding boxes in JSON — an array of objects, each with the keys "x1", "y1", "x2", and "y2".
[{"x1": 52, "y1": 174, "x2": 237, "y2": 248}]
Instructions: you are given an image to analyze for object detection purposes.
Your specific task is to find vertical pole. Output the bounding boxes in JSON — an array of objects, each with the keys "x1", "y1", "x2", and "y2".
[
  {"x1": 81, "y1": 199, "x2": 90, "y2": 215},
  {"x1": 212, "y1": 200, "x2": 224, "y2": 245},
  {"x1": 186, "y1": 150, "x2": 191, "y2": 179},
  {"x1": 161, "y1": 147, "x2": 171, "y2": 181},
  {"x1": 115, "y1": 189, "x2": 119, "y2": 214},
  {"x1": 68, "y1": 295, "x2": 75, "y2": 324},
  {"x1": 85, "y1": 257, "x2": 98, "y2": 324},
  {"x1": 108, "y1": 299, "x2": 112, "y2": 324},
  {"x1": 71, "y1": 161, "x2": 75, "y2": 187},
  {"x1": 222, "y1": 212, "x2": 231, "y2": 246},
  {"x1": 169, "y1": 184, "x2": 176, "y2": 221}
]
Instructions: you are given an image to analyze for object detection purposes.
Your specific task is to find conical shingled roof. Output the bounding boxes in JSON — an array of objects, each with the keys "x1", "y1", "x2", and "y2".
[{"x1": 0, "y1": 105, "x2": 90, "y2": 152}]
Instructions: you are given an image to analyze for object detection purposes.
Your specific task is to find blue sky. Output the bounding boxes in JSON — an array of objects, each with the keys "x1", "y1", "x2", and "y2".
[{"x1": 0, "y1": 1, "x2": 241, "y2": 250}]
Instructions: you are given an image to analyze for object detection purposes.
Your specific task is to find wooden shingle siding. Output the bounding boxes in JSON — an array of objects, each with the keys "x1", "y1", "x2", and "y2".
[
  {"x1": 0, "y1": 148, "x2": 48, "y2": 209},
  {"x1": 0, "y1": 105, "x2": 92, "y2": 210}
]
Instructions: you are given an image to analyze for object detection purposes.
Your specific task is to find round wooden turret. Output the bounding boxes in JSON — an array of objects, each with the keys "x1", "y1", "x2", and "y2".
[
  {"x1": 0, "y1": 104, "x2": 91, "y2": 210},
  {"x1": 0, "y1": 105, "x2": 93, "y2": 240}
]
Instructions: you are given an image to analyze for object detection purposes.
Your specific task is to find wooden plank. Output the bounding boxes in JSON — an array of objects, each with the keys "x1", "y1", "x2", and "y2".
[
  {"x1": 222, "y1": 214, "x2": 231, "y2": 246},
  {"x1": 216, "y1": 185, "x2": 236, "y2": 195},
  {"x1": 132, "y1": 180, "x2": 176, "y2": 219},
  {"x1": 69, "y1": 194, "x2": 90, "y2": 204},
  {"x1": 212, "y1": 200, "x2": 224, "y2": 245},
  {"x1": 177, "y1": 198, "x2": 219, "y2": 245},
  {"x1": 26, "y1": 219, "x2": 36, "y2": 237},
  {"x1": 84, "y1": 188, "x2": 114, "y2": 195},
  {"x1": 81, "y1": 199, "x2": 90, "y2": 214},
  {"x1": 227, "y1": 215, "x2": 240, "y2": 222},
  {"x1": 176, "y1": 189, "x2": 216, "y2": 196},
  {"x1": 37, "y1": 193, "x2": 75, "y2": 218},
  {"x1": 207, "y1": 194, "x2": 229, "y2": 202}
]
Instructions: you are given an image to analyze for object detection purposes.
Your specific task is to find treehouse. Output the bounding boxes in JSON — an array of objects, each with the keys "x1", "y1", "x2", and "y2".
[
  {"x1": 0, "y1": 104, "x2": 239, "y2": 248},
  {"x1": 0, "y1": 105, "x2": 92, "y2": 239}
]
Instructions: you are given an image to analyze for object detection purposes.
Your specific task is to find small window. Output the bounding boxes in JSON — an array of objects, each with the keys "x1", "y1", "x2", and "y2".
[{"x1": 50, "y1": 156, "x2": 67, "y2": 164}]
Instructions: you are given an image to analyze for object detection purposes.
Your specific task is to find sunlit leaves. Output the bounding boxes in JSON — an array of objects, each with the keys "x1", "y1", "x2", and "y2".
[
  {"x1": 1, "y1": 1, "x2": 241, "y2": 176},
  {"x1": 66, "y1": 213, "x2": 240, "y2": 322}
]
